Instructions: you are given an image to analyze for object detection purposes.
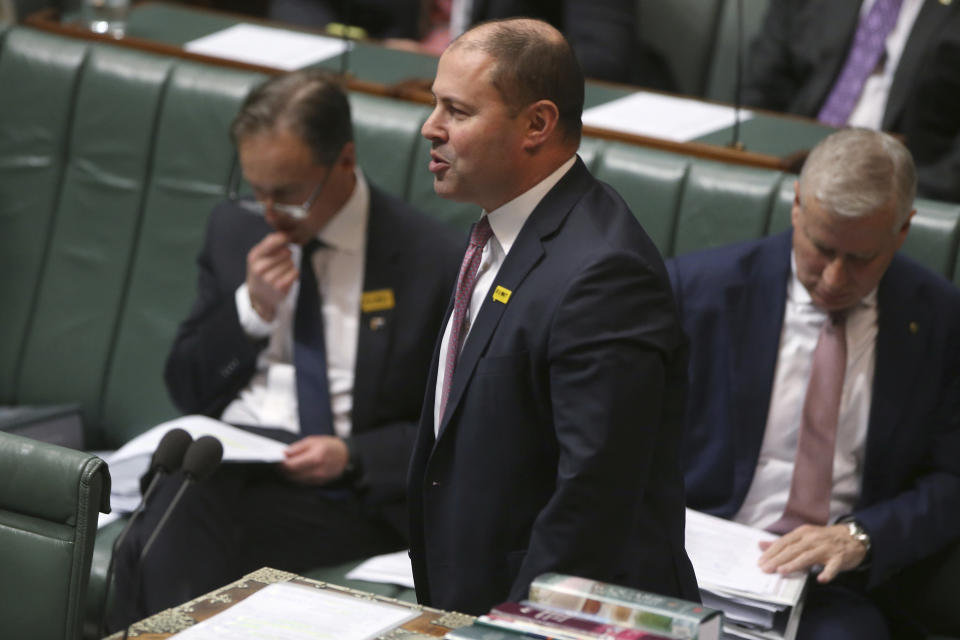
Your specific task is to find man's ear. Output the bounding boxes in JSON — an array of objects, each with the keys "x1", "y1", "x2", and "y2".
[{"x1": 521, "y1": 100, "x2": 560, "y2": 151}]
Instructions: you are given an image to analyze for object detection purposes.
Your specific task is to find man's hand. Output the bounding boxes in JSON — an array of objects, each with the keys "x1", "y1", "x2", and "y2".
[
  {"x1": 758, "y1": 523, "x2": 868, "y2": 583},
  {"x1": 281, "y1": 436, "x2": 349, "y2": 485},
  {"x1": 247, "y1": 232, "x2": 299, "y2": 322}
]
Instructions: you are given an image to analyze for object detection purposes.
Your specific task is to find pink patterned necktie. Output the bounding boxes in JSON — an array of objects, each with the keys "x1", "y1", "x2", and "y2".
[
  {"x1": 818, "y1": 0, "x2": 903, "y2": 127},
  {"x1": 438, "y1": 216, "x2": 494, "y2": 422},
  {"x1": 768, "y1": 312, "x2": 848, "y2": 535}
]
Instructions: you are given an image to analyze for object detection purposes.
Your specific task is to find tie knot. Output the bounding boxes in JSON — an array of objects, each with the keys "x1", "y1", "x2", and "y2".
[{"x1": 469, "y1": 216, "x2": 494, "y2": 249}]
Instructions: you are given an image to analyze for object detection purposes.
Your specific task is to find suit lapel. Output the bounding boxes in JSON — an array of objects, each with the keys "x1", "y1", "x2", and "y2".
[
  {"x1": 434, "y1": 158, "x2": 591, "y2": 444},
  {"x1": 803, "y1": 1, "x2": 863, "y2": 114},
  {"x1": 352, "y1": 188, "x2": 402, "y2": 434},
  {"x1": 728, "y1": 233, "x2": 791, "y2": 502},
  {"x1": 884, "y1": 0, "x2": 956, "y2": 129},
  {"x1": 860, "y1": 258, "x2": 926, "y2": 500}
]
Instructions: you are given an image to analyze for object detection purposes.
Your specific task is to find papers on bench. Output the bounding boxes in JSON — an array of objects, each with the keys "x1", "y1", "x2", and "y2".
[
  {"x1": 346, "y1": 550, "x2": 416, "y2": 589},
  {"x1": 582, "y1": 92, "x2": 753, "y2": 142},
  {"x1": 185, "y1": 24, "x2": 351, "y2": 71},
  {"x1": 685, "y1": 509, "x2": 807, "y2": 640},
  {"x1": 101, "y1": 416, "x2": 288, "y2": 526},
  {"x1": 170, "y1": 582, "x2": 417, "y2": 639}
]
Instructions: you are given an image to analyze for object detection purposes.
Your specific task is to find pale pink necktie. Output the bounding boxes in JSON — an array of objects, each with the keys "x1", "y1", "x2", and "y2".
[
  {"x1": 438, "y1": 216, "x2": 493, "y2": 423},
  {"x1": 768, "y1": 312, "x2": 848, "y2": 534}
]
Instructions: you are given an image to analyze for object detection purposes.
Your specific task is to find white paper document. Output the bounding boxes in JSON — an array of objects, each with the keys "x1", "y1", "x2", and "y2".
[
  {"x1": 170, "y1": 582, "x2": 418, "y2": 639},
  {"x1": 582, "y1": 92, "x2": 753, "y2": 142},
  {"x1": 685, "y1": 509, "x2": 804, "y2": 605},
  {"x1": 185, "y1": 24, "x2": 350, "y2": 70},
  {"x1": 346, "y1": 550, "x2": 416, "y2": 588},
  {"x1": 102, "y1": 415, "x2": 288, "y2": 521}
]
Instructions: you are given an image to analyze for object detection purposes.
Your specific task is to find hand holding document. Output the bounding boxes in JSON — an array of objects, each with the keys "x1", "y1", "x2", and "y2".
[
  {"x1": 102, "y1": 416, "x2": 288, "y2": 523},
  {"x1": 684, "y1": 509, "x2": 807, "y2": 640}
]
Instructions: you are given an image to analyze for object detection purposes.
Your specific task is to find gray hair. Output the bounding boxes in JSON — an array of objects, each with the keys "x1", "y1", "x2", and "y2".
[
  {"x1": 798, "y1": 128, "x2": 916, "y2": 231},
  {"x1": 231, "y1": 69, "x2": 353, "y2": 166}
]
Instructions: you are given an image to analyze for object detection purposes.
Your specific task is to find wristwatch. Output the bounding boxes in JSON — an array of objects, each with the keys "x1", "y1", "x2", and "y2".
[{"x1": 846, "y1": 519, "x2": 872, "y2": 556}]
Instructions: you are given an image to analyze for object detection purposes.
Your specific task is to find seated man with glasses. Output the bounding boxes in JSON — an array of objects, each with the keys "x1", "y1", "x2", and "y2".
[{"x1": 109, "y1": 69, "x2": 462, "y2": 629}]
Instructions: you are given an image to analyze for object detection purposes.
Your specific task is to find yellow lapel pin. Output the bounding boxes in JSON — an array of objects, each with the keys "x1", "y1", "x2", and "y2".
[
  {"x1": 361, "y1": 288, "x2": 395, "y2": 313},
  {"x1": 492, "y1": 285, "x2": 512, "y2": 304}
]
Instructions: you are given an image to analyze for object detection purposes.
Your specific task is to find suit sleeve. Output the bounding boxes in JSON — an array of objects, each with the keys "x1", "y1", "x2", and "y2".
[
  {"x1": 509, "y1": 251, "x2": 683, "y2": 599},
  {"x1": 855, "y1": 336, "x2": 960, "y2": 588},
  {"x1": 742, "y1": 0, "x2": 807, "y2": 111},
  {"x1": 164, "y1": 212, "x2": 266, "y2": 416}
]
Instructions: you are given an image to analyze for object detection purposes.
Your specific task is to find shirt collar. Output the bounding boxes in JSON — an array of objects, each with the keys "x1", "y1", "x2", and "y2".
[
  {"x1": 316, "y1": 169, "x2": 368, "y2": 254},
  {"x1": 788, "y1": 250, "x2": 878, "y2": 312},
  {"x1": 482, "y1": 155, "x2": 577, "y2": 255}
]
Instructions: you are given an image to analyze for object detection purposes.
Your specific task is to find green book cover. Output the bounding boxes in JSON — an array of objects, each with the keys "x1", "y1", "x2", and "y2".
[{"x1": 528, "y1": 574, "x2": 722, "y2": 640}]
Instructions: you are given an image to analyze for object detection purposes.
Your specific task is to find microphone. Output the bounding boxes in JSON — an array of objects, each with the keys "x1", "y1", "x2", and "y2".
[
  {"x1": 120, "y1": 436, "x2": 223, "y2": 639},
  {"x1": 730, "y1": 0, "x2": 745, "y2": 151},
  {"x1": 139, "y1": 435, "x2": 224, "y2": 560},
  {"x1": 100, "y1": 428, "x2": 193, "y2": 636}
]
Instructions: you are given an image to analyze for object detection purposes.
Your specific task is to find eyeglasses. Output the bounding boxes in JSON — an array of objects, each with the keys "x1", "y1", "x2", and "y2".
[{"x1": 227, "y1": 157, "x2": 331, "y2": 220}]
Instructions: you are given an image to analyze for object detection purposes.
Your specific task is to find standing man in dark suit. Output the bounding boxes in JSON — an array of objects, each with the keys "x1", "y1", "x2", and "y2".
[
  {"x1": 110, "y1": 69, "x2": 461, "y2": 628},
  {"x1": 407, "y1": 18, "x2": 699, "y2": 616},
  {"x1": 669, "y1": 129, "x2": 960, "y2": 638},
  {"x1": 743, "y1": 0, "x2": 960, "y2": 202}
]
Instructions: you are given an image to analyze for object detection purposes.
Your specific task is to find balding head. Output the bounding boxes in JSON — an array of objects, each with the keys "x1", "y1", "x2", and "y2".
[{"x1": 449, "y1": 18, "x2": 584, "y2": 145}]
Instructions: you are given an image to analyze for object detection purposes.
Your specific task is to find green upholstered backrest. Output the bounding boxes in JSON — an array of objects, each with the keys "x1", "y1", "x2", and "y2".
[
  {"x1": 638, "y1": 0, "x2": 724, "y2": 97},
  {"x1": 14, "y1": 43, "x2": 174, "y2": 439},
  {"x1": 0, "y1": 29, "x2": 86, "y2": 404},
  {"x1": 97, "y1": 62, "x2": 266, "y2": 448},
  {"x1": 0, "y1": 431, "x2": 109, "y2": 640},
  {"x1": 703, "y1": 0, "x2": 770, "y2": 103},
  {"x1": 672, "y1": 161, "x2": 783, "y2": 256},
  {"x1": 903, "y1": 200, "x2": 960, "y2": 282},
  {"x1": 349, "y1": 92, "x2": 431, "y2": 201}
]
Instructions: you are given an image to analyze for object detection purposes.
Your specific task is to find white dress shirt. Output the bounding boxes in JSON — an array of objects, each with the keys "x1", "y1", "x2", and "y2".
[
  {"x1": 847, "y1": 0, "x2": 924, "y2": 130},
  {"x1": 433, "y1": 155, "x2": 577, "y2": 436},
  {"x1": 734, "y1": 252, "x2": 878, "y2": 529},
  {"x1": 220, "y1": 170, "x2": 369, "y2": 439}
]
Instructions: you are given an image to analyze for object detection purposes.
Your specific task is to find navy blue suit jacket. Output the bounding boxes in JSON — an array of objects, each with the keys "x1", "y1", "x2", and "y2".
[
  {"x1": 408, "y1": 158, "x2": 699, "y2": 615},
  {"x1": 668, "y1": 232, "x2": 960, "y2": 589},
  {"x1": 743, "y1": 0, "x2": 960, "y2": 202}
]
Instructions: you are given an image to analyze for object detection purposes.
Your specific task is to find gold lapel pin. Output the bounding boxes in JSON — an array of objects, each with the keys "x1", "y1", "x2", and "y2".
[
  {"x1": 370, "y1": 316, "x2": 386, "y2": 331},
  {"x1": 909, "y1": 321, "x2": 919, "y2": 334}
]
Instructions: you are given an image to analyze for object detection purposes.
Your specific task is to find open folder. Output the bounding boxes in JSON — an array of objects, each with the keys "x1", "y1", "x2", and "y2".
[{"x1": 684, "y1": 509, "x2": 807, "y2": 640}]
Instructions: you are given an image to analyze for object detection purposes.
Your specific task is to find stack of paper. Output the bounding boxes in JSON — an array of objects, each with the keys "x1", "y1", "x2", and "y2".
[
  {"x1": 100, "y1": 416, "x2": 288, "y2": 527},
  {"x1": 684, "y1": 510, "x2": 807, "y2": 640}
]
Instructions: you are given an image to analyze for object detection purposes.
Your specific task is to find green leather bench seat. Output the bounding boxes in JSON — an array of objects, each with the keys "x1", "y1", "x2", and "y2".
[
  {"x1": 2, "y1": 24, "x2": 959, "y2": 638},
  {"x1": 0, "y1": 431, "x2": 109, "y2": 640}
]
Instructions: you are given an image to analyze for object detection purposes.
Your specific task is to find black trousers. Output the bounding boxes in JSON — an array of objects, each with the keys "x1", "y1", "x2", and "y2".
[{"x1": 108, "y1": 463, "x2": 404, "y2": 631}]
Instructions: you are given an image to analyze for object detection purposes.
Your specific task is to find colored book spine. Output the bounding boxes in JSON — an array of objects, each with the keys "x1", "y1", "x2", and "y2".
[
  {"x1": 527, "y1": 574, "x2": 722, "y2": 640},
  {"x1": 488, "y1": 602, "x2": 672, "y2": 639}
]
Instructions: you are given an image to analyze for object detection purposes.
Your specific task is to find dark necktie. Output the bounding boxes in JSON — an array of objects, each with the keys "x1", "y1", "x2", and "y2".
[
  {"x1": 818, "y1": 0, "x2": 903, "y2": 127},
  {"x1": 438, "y1": 216, "x2": 493, "y2": 422},
  {"x1": 294, "y1": 239, "x2": 334, "y2": 436},
  {"x1": 768, "y1": 312, "x2": 848, "y2": 534}
]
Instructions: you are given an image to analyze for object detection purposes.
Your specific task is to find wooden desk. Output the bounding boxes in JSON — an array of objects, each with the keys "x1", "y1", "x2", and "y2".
[
  {"x1": 25, "y1": 1, "x2": 833, "y2": 171},
  {"x1": 107, "y1": 567, "x2": 474, "y2": 639}
]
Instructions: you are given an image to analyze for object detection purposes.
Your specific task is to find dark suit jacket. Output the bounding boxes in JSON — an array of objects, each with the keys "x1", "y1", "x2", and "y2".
[
  {"x1": 743, "y1": 0, "x2": 960, "y2": 202},
  {"x1": 407, "y1": 158, "x2": 699, "y2": 615},
  {"x1": 164, "y1": 185, "x2": 461, "y2": 532},
  {"x1": 667, "y1": 232, "x2": 960, "y2": 590}
]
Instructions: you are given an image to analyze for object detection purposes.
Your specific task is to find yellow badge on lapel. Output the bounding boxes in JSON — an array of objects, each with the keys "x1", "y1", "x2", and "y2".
[
  {"x1": 361, "y1": 289, "x2": 395, "y2": 313},
  {"x1": 492, "y1": 285, "x2": 512, "y2": 304}
]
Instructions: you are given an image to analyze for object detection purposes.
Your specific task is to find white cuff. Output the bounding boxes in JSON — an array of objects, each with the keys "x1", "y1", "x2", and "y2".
[{"x1": 235, "y1": 283, "x2": 278, "y2": 338}]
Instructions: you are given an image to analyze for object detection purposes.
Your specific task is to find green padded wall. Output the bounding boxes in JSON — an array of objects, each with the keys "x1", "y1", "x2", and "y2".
[
  {"x1": 349, "y1": 92, "x2": 431, "y2": 201},
  {"x1": 594, "y1": 143, "x2": 689, "y2": 256},
  {"x1": 767, "y1": 175, "x2": 796, "y2": 235},
  {"x1": 638, "y1": 0, "x2": 723, "y2": 97},
  {"x1": 97, "y1": 63, "x2": 264, "y2": 448},
  {"x1": 672, "y1": 161, "x2": 782, "y2": 256},
  {"x1": 704, "y1": 0, "x2": 770, "y2": 103},
  {"x1": 15, "y1": 45, "x2": 172, "y2": 435},
  {"x1": 901, "y1": 201, "x2": 960, "y2": 280},
  {"x1": 0, "y1": 30, "x2": 86, "y2": 403}
]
